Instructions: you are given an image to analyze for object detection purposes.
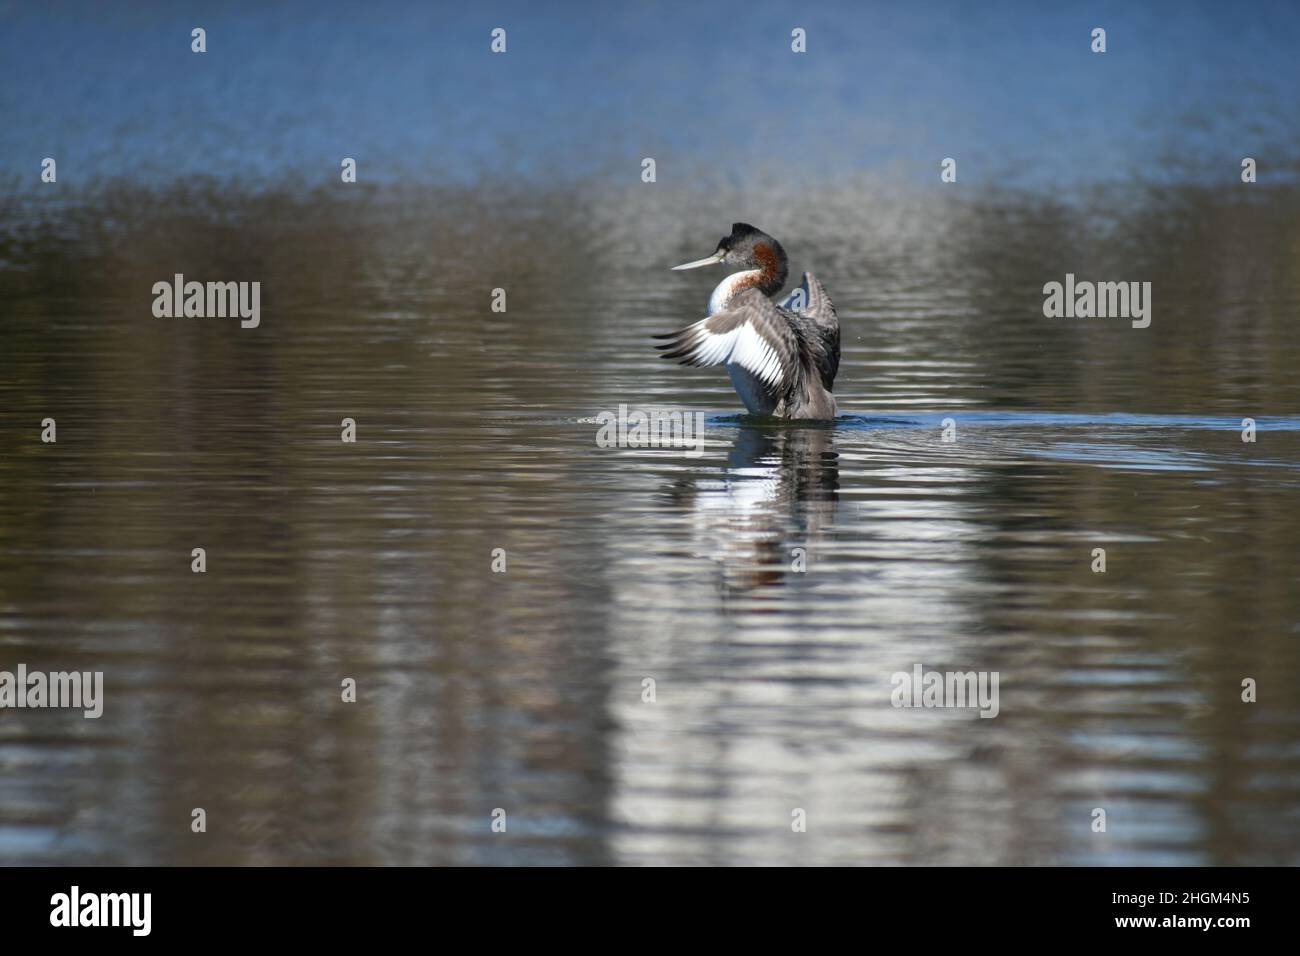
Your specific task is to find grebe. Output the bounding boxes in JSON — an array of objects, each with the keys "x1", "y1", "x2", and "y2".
[{"x1": 654, "y1": 223, "x2": 839, "y2": 420}]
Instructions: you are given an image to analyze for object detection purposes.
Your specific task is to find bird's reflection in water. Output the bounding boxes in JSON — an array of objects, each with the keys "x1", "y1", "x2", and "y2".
[{"x1": 666, "y1": 423, "x2": 839, "y2": 593}]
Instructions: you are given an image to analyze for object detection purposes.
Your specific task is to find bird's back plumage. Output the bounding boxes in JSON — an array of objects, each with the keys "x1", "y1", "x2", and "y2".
[{"x1": 655, "y1": 281, "x2": 838, "y2": 419}]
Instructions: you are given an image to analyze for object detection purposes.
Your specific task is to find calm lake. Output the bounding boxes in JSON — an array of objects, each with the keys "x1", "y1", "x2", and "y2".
[{"x1": 2, "y1": 1, "x2": 1299, "y2": 865}]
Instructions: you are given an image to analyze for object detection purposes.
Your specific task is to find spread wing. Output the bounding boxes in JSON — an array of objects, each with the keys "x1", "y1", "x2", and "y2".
[
  {"x1": 778, "y1": 271, "x2": 837, "y2": 330},
  {"x1": 652, "y1": 288, "x2": 799, "y2": 401},
  {"x1": 778, "y1": 271, "x2": 839, "y2": 389}
]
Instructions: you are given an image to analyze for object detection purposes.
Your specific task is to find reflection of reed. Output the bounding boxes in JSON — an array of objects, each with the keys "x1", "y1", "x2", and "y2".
[{"x1": 664, "y1": 424, "x2": 839, "y2": 593}]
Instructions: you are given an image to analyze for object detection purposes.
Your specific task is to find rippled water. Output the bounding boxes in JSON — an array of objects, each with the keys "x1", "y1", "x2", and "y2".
[{"x1": 2, "y1": 178, "x2": 1299, "y2": 865}]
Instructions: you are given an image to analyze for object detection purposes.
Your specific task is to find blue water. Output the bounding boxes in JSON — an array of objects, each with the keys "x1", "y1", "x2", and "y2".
[
  {"x1": 719, "y1": 413, "x2": 1300, "y2": 431},
  {"x1": 2, "y1": 0, "x2": 1298, "y2": 191}
]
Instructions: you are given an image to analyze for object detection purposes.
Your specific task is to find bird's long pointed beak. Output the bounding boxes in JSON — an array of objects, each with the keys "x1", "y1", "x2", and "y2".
[{"x1": 671, "y1": 251, "x2": 725, "y2": 271}]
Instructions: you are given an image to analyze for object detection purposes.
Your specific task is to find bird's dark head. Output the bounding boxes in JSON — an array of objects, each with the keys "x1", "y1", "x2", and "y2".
[
  {"x1": 673, "y1": 223, "x2": 787, "y2": 284},
  {"x1": 715, "y1": 223, "x2": 776, "y2": 266}
]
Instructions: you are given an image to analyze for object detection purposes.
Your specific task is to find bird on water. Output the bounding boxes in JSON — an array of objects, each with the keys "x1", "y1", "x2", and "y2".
[{"x1": 654, "y1": 223, "x2": 840, "y2": 420}]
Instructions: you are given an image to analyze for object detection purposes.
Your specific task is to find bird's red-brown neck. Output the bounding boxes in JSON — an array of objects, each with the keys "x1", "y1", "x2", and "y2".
[
  {"x1": 750, "y1": 241, "x2": 790, "y2": 297},
  {"x1": 705, "y1": 239, "x2": 792, "y2": 315}
]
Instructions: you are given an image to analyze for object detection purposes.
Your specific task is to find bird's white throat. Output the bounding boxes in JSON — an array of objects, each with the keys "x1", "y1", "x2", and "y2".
[{"x1": 707, "y1": 269, "x2": 763, "y2": 316}]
